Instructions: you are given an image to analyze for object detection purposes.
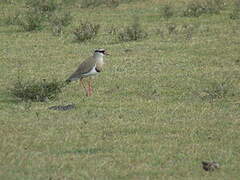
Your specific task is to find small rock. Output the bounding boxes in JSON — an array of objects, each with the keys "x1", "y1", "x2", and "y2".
[
  {"x1": 48, "y1": 104, "x2": 75, "y2": 111},
  {"x1": 202, "y1": 161, "x2": 220, "y2": 171}
]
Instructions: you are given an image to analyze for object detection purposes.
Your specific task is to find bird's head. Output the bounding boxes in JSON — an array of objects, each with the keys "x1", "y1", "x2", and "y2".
[{"x1": 94, "y1": 49, "x2": 109, "y2": 56}]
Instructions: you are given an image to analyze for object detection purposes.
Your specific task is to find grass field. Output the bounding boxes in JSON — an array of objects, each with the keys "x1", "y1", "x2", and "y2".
[{"x1": 1, "y1": 0, "x2": 240, "y2": 179}]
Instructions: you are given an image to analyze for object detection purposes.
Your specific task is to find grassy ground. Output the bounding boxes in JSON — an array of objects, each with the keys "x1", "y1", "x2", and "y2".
[{"x1": 1, "y1": 0, "x2": 240, "y2": 179}]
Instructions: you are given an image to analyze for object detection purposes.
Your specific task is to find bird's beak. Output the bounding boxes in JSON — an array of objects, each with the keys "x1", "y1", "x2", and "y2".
[{"x1": 105, "y1": 52, "x2": 110, "y2": 56}]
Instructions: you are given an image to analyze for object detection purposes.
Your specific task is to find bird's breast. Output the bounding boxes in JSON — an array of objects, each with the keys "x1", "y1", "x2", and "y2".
[
  {"x1": 82, "y1": 65, "x2": 99, "y2": 77},
  {"x1": 96, "y1": 59, "x2": 104, "y2": 71}
]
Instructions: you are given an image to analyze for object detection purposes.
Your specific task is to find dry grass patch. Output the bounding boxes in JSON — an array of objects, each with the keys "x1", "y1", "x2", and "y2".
[{"x1": 10, "y1": 78, "x2": 65, "y2": 102}]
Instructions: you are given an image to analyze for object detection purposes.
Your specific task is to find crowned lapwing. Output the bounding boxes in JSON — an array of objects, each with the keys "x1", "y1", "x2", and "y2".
[{"x1": 66, "y1": 49, "x2": 109, "y2": 96}]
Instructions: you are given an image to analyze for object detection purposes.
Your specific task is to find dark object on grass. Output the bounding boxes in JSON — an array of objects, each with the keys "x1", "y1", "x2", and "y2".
[
  {"x1": 48, "y1": 104, "x2": 75, "y2": 111},
  {"x1": 202, "y1": 161, "x2": 220, "y2": 171}
]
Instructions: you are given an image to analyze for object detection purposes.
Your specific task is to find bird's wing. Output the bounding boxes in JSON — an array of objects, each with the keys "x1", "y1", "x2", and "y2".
[{"x1": 67, "y1": 56, "x2": 97, "y2": 81}]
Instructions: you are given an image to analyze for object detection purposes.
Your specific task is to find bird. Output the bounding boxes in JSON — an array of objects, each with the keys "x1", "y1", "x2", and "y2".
[{"x1": 66, "y1": 49, "x2": 109, "y2": 96}]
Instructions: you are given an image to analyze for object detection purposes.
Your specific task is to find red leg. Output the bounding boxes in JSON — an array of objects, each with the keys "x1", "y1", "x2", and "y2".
[
  {"x1": 90, "y1": 78, "x2": 94, "y2": 96},
  {"x1": 80, "y1": 79, "x2": 89, "y2": 96},
  {"x1": 88, "y1": 79, "x2": 93, "y2": 96}
]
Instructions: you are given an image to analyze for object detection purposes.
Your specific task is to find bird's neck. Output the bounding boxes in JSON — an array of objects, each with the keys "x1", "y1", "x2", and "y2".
[
  {"x1": 94, "y1": 53, "x2": 104, "y2": 63},
  {"x1": 94, "y1": 53, "x2": 104, "y2": 70}
]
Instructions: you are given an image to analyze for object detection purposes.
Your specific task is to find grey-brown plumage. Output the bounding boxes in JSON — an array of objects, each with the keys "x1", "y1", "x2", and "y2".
[
  {"x1": 66, "y1": 56, "x2": 99, "y2": 82},
  {"x1": 66, "y1": 49, "x2": 109, "y2": 96}
]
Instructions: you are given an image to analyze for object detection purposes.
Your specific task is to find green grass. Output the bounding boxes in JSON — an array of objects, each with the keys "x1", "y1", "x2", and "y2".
[{"x1": 1, "y1": 0, "x2": 240, "y2": 179}]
